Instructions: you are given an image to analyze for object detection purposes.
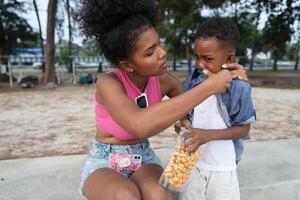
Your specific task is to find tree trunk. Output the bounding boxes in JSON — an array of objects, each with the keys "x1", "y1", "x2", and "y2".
[
  {"x1": 44, "y1": 0, "x2": 57, "y2": 84},
  {"x1": 295, "y1": 40, "x2": 299, "y2": 70},
  {"x1": 0, "y1": 0, "x2": 9, "y2": 73},
  {"x1": 66, "y1": 0, "x2": 73, "y2": 72},
  {"x1": 272, "y1": 49, "x2": 278, "y2": 71},
  {"x1": 185, "y1": 30, "x2": 192, "y2": 74},
  {"x1": 33, "y1": 0, "x2": 45, "y2": 73},
  {"x1": 172, "y1": 43, "x2": 177, "y2": 71},
  {"x1": 250, "y1": 1, "x2": 261, "y2": 71},
  {"x1": 173, "y1": 56, "x2": 177, "y2": 71}
]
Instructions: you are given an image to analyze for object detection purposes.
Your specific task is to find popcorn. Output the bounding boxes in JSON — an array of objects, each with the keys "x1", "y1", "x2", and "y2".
[{"x1": 159, "y1": 129, "x2": 200, "y2": 191}]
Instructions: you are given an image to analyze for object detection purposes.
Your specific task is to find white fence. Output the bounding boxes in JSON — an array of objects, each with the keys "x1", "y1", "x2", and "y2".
[{"x1": 1, "y1": 56, "x2": 113, "y2": 87}]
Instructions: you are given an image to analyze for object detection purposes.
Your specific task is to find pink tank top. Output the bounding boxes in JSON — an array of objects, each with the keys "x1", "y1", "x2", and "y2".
[{"x1": 95, "y1": 68, "x2": 162, "y2": 140}]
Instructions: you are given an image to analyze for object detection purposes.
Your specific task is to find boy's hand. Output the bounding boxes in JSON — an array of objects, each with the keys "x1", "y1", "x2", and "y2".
[
  {"x1": 174, "y1": 119, "x2": 192, "y2": 134},
  {"x1": 183, "y1": 128, "x2": 211, "y2": 153},
  {"x1": 222, "y1": 63, "x2": 248, "y2": 81}
]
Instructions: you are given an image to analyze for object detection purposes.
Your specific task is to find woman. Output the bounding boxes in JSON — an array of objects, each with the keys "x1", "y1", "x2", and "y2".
[{"x1": 76, "y1": 0, "x2": 247, "y2": 199}]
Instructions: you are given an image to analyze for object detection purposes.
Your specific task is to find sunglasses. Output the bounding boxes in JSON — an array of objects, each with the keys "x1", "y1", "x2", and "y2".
[{"x1": 135, "y1": 93, "x2": 148, "y2": 109}]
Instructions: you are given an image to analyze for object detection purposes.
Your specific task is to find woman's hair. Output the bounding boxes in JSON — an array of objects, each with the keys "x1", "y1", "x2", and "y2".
[
  {"x1": 75, "y1": 0, "x2": 159, "y2": 65},
  {"x1": 195, "y1": 17, "x2": 240, "y2": 50}
]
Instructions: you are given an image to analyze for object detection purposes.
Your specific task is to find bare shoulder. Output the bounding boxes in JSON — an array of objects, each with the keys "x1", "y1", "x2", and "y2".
[
  {"x1": 95, "y1": 72, "x2": 125, "y2": 103},
  {"x1": 96, "y1": 72, "x2": 123, "y2": 89}
]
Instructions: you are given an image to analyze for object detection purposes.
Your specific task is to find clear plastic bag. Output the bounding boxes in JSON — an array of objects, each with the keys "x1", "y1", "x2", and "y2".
[{"x1": 159, "y1": 128, "x2": 200, "y2": 191}]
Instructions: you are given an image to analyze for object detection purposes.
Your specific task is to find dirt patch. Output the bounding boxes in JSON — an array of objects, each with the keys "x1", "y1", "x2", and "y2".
[{"x1": 0, "y1": 86, "x2": 299, "y2": 160}]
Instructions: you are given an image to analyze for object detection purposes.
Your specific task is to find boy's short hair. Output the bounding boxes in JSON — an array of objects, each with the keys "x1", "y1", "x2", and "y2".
[{"x1": 195, "y1": 17, "x2": 240, "y2": 50}]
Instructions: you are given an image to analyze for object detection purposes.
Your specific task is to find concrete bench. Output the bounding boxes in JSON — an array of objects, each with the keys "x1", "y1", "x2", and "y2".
[{"x1": 0, "y1": 139, "x2": 299, "y2": 200}]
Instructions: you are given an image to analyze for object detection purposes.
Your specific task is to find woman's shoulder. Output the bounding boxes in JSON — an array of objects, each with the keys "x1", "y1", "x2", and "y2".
[
  {"x1": 96, "y1": 71, "x2": 120, "y2": 86},
  {"x1": 96, "y1": 71, "x2": 125, "y2": 94}
]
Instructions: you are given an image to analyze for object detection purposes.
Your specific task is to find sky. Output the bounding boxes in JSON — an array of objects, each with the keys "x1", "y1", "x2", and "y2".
[{"x1": 25, "y1": 0, "x2": 83, "y2": 45}]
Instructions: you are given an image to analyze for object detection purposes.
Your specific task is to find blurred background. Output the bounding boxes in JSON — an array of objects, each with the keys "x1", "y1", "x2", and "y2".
[
  {"x1": 0, "y1": 0, "x2": 299, "y2": 88},
  {"x1": 0, "y1": 0, "x2": 300, "y2": 160},
  {"x1": 1, "y1": 2, "x2": 299, "y2": 199}
]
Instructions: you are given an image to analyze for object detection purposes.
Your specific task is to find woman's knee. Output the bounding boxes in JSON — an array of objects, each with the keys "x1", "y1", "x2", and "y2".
[
  {"x1": 113, "y1": 184, "x2": 141, "y2": 200},
  {"x1": 143, "y1": 183, "x2": 171, "y2": 200},
  {"x1": 83, "y1": 169, "x2": 141, "y2": 200}
]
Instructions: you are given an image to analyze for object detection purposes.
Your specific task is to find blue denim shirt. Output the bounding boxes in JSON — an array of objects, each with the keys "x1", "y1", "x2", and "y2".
[{"x1": 183, "y1": 68, "x2": 256, "y2": 163}]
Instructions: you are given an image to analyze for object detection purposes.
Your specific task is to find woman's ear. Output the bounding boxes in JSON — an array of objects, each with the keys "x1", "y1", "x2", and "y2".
[{"x1": 119, "y1": 61, "x2": 134, "y2": 72}]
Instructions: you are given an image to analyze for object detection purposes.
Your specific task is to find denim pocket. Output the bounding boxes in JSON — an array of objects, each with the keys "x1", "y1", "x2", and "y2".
[{"x1": 89, "y1": 143, "x2": 109, "y2": 158}]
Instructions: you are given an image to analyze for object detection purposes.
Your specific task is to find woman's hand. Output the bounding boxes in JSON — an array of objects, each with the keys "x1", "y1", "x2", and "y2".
[
  {"x1": 222, "y1": 63, "x2": 248, "y2": 81},
  {"x1": 205, "y1": 69, "x2": 232, "y2": 94},
  {"x1": 174, "y1": 118, "x2": 192, "y2": 133},
  {"x1": 183, "y1": 128, "x2": 211, "y2": 153}
]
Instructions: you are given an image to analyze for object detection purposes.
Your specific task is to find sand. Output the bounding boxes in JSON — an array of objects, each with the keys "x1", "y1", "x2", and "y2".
[{"x1": 0, "y1": 86, "x2": 299, "y2": 160}]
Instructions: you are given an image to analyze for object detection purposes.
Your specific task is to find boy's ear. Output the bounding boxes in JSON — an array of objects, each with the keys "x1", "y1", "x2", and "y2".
[{"x1": 227, "y1": 53, "x2": 236, "y2": 63}]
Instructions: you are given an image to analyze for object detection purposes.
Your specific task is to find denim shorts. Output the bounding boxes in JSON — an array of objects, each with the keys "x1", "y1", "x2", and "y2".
[{"x1": 79, "y1": 139, "x2": 161, "y2": 195}]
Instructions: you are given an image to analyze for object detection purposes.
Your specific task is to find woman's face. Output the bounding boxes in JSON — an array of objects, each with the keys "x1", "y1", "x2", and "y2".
[{"x1": 128, "y1": 27, "x2": 168, "y2": 76}]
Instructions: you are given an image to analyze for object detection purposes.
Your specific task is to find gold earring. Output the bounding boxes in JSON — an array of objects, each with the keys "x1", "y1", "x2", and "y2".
[{"x1": 126, "y1": 68, "x2": 134, "y2": 72}]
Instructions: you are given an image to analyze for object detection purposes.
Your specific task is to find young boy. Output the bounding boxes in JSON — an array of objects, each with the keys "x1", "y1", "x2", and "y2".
[{"x1": 176, "y1": 17, "x2": 256, "y2": 200}]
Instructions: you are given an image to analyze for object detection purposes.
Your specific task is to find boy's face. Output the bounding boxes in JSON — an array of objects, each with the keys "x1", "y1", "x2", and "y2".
[{"x1": 194, "y1": 37, "x2": 235, "y2": 73}]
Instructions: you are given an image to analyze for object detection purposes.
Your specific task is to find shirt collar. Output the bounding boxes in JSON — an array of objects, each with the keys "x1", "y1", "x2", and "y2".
[{"x1": 191, "y1": 68, "x2": 206, "y2": 87}]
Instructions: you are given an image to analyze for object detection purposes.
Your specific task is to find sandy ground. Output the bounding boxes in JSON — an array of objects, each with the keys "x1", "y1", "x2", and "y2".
[{"x1": 0, "y1": 86, "x2": 300, "y2": 160}]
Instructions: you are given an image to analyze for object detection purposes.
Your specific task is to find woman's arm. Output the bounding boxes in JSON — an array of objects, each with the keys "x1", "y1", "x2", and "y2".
[{"x1": 96, "y1": 70, "x2": 231, "y2": 139}]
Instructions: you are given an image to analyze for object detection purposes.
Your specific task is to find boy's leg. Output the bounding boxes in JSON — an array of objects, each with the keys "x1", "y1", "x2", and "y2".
[
  {"x1": 180, "y1": 167, "x2": 207, "y2": 200},
  {"x1": 206, "y1": 170, "x2": 240, "y2": 200}
]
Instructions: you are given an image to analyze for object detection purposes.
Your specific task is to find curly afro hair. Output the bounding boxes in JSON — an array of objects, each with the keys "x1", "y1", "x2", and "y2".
[
  {"x1": 75, "y1": 0, "x2": 159, "y2": 65},
  {"x1": 195, "y1": 17, "x2": 240, "y2": 50}
]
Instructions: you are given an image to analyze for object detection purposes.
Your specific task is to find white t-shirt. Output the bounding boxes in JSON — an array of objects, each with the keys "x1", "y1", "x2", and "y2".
[{"x1": 193, "y1": 95, "x2": 236, "y2": 171}]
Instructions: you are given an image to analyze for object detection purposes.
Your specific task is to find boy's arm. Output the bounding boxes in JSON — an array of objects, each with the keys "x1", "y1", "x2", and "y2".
[{"x1": 183, "y1": 124, "x2": 250, "y2": 153}]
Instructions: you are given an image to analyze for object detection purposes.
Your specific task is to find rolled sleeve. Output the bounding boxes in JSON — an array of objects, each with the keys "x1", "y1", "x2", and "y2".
[{"x1": 228, "y1": 80, "x2": 256, "y2": 126}]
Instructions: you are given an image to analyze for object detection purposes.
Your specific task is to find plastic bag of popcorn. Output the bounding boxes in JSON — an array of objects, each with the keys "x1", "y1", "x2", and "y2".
[{"x1": 159, "y1": 128, "x2": 200, "y2": 191}]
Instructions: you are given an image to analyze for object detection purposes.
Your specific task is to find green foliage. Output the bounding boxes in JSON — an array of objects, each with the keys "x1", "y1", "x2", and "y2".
[
  {"x1": 0, "y1": 0, "x2": 39, "y2": 55},
  {"x1": 284, "y1": 43, "x2": 299, "y2": 60},
  {"x1": 261, "y1": 0, "x2": 295, "y2": 69},
  {"x1": 57, "y1": 39, "x2": 80, "y2": 64},
  {"x1": 79, "y1": 39, "x2": 100, "y2": 57},
  {"x1": 56, "y1": 39, "x2": 100, "y2": 64},
  {"x1": 202, "y1": 0, "x2": 223, "y2": 9},
  {"x1": 157, "y1": 0, "x2": 201, "y2": 60}
]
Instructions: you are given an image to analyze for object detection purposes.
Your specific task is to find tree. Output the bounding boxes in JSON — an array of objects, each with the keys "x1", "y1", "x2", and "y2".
[
  {"x1": 249, "y1": 0, "x2": 268, "y2": 71},
  {"x1": 217, "y1": 0, "x2": 256, "y2": 66},
  {"x1": 293, "y1": 2, "x2": 300, "y2": 70},
  {"x1": 284, "y1": 43, "x2": 298, "y2": 60},
  {"x1": 33, "y1": 0, "x2": 45, "y2": 72},
  {"x1": 44, "y1": 0, "x2": 58, "y2": 84},
  {"x1": 0, "y1": 0, "x2": 38, "y2": 56},
  {"x1": 262, "y1": 0, "x2": 295, "y2": 70},
  {"x1": 202, "y1": 0, "x2": 224, "y2": 16},
  {"x1": 65, "y1": 0, "x2": 73, "y2": 71},
  {"x1": 295, "y1": 40, "x2": 300, "y2": 70},
  {"x1": 158, "y1": 0, "x2": 201, "y2": 72}
]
